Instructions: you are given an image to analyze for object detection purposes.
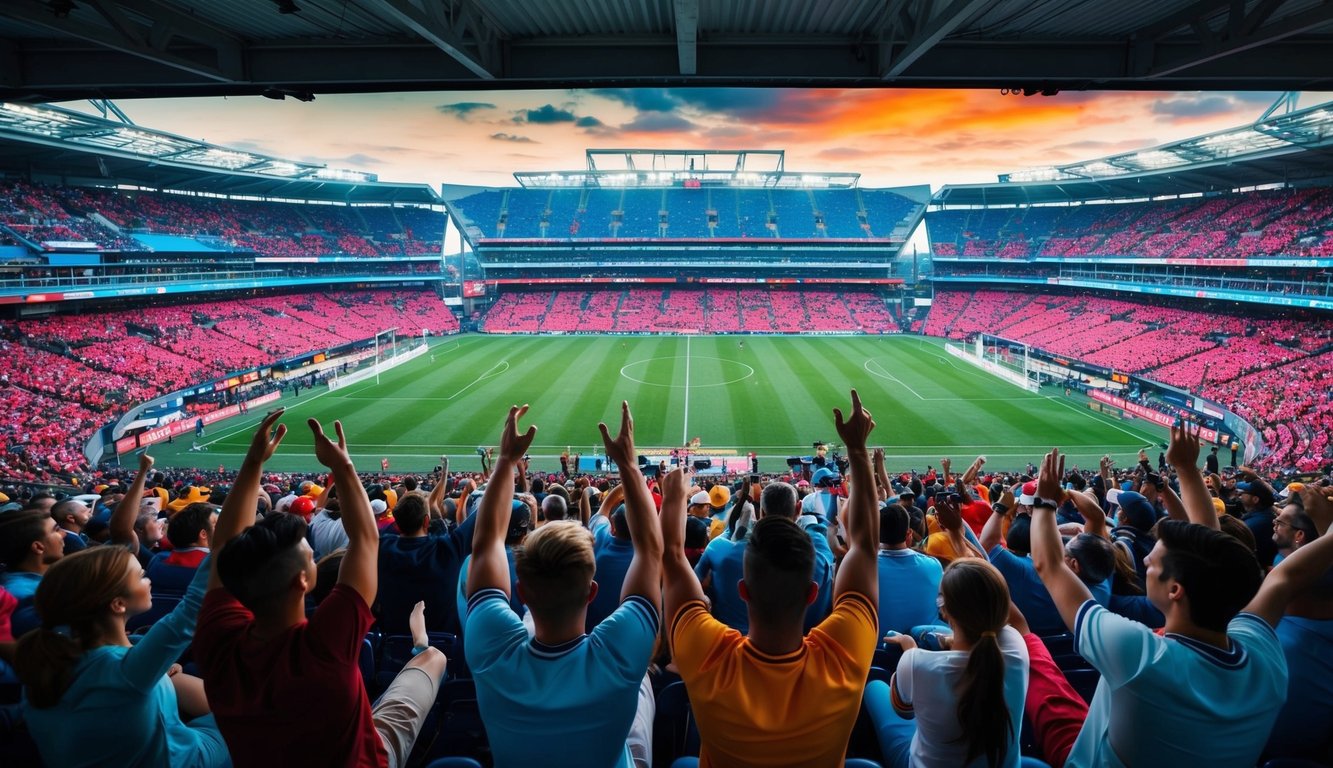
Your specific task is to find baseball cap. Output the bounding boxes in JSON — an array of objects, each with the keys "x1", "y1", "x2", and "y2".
[
  {"x1": 811, "y1": 467, "x2": 841, "y2": 487},
  {"x1": 1116, "y1": 491, "x2": 1156, "y2": 530},
  {"x1": 1236, "y1": 481, "x2": 1275, "y2": 506},
  {"x1": 1278, "y1": 482, "x2": 1304, "y2": 500},
  {"x1": 1018, "y1": 481, "x2": 1038, "y2": 506},
  {"x1": 370, "y1": 499, "x2": 388, "y2": 516},
  {"x1": 289, "y1": 497, "x2": 315, "y2": 519},
  {"x1": 689, "y1": 491, "x2": 711, "y2": 506},
  {"x1": 708, "y1": 485, "x2": 730, "y2": 508}
]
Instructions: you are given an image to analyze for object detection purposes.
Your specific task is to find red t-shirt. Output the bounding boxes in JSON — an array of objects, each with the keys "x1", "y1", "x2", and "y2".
[
  {"x1": 961, "y1": 500, "x2": 991, "y2": 536},
  {"x1": 195, "y1": 584, "x2": 385, "y2": 768}
]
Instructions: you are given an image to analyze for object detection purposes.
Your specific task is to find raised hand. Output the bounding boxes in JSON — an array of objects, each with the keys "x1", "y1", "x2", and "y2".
[
  {"x1": 137, "y1": 451, "x2": 155, "y2": 474},
  {"x1": 499, "y1": 404, "x2": 537, "y2": 462},
  {"x1": 833, "y1": 389, "x2": 875, "y2": 452},
  {"x1": 1037, "y1": 448, "x2": 1065, "y2": 503},
  {"x1": 308, "y1": 418, "x2": 351, "y2": 470},
  {"x1": 1165, "y1": 422, "x2": 1201, "y2": 469},
  {"x1": 999, "y1": 483, "x2": 1016, "y2": 509},
  {"x1": 598, "y1": 400, "x2": 636, "y2": 469},
  {"x1": 941, "y1": 457, "x2": 952, "y2": 474},
  {"x1": 1300, "y1": 485, "x2": 1333, "y2": 536},
  {"x1": 245, "y1": 409, "x2": 287, "y2": 464},
  {"x1": 660, "y1": 465, "x2": 692, "y2": 507},
  {"x1": 934, "y1": 493, "x2": 964, "y2": 533}
]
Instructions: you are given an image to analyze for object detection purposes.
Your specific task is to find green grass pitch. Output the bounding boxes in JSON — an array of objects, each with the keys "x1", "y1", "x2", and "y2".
[{"x1": 144, "y1": 334, "x2": 1168, "y2": 475}]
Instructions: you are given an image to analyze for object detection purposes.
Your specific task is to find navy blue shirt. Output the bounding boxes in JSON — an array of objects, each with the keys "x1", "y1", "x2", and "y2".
[{"x1": 376, "y1": 512, "x2": 477, "y2": 635}]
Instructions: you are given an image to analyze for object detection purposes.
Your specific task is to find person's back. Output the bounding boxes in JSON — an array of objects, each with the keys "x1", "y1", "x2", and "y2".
[
  {"x1": 196, "y1": 413, "x2": 446, "y2": 768},
  {"x1": 693, "y1": 532, "x2": 750, "y2": 632},
  {"x1": 465, "y1": 403, "x2": 661, "y2": 768},
  {"x1": 875, "y1": 504, "x2": 942, "y2": 635},
  {"x1": 1267, "y1": 610, "x2": 1333, "y2": 760},
  {"x1": 377, "y1": 505, "x2": 475, "y2": 635},
  {"x1": 661, "y1": 392, "x2": 881, "y2": 767},
  {"x1": 586, "y1": 508, "x2": 635, "y2": 632}
]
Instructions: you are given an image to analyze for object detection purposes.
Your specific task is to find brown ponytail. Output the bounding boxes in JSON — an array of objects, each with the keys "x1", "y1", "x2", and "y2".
[
  {"x1": 941, "y1": 559, "x2": 1013, "y2": 767},
  {"x1": 15, "y1": 547, "x2": 136, "y2": 708}
]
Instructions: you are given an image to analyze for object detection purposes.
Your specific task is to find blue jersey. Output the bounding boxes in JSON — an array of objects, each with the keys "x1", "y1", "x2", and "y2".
[{"x1": 465, "y1": 589, "x2": 658, "y2": 768}]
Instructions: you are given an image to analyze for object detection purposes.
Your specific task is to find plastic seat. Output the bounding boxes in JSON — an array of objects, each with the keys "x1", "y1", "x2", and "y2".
[
  {"x1": 376, "y1": 632, "x2": 464, "y2": 691},
  {"x1": 422, "y1": 678, "x2": 489, "y2": 765},
  {"x1": 1038, "y1": 632, "x2": 1075, "y2": 657},
  {"x1": 653, "y1": 681, "x2": 701, "y2": 767},
  {"x1": 1063, "y1": 668, "x2": 1100, "y2": 704}
]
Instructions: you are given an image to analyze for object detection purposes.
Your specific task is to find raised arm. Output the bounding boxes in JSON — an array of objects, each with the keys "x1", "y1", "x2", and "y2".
[
  {"x1": 209, "y1": 410, "x2": 286, "y2": 591},
  {"x1": 660, "y1": 465, "x2": 705, "y2": 622},
  {"x1": 427, "y1": 469, "x2": 447, "y2": 521},
  {"x1": 937, "y1": 493, "x2": 986, "y2": 559},
  {"x1": 832, "y1": 390, "x2": 879, "y2": 602},
  {"x1": 1067, "y1": 489, "x2": 1110, "y2": 540},
  {"x1": 309, "y1": 419, "x2": 376, "y2": 605},
  {"x1": 1165, "y1": 423, "x2": 1218, "y2": 530},
  {"x1": 314, "y1": 475, "x2": 333, "y2": 512},
  {"x1": 1243, "y1": 486, "x2": 1333, "y2": 626},
  {"x1": 873, "y1": 448, "x2": 891, "y2": 503},
  {"x1": 979, "y1": 483, "x2": 1016, "y2": 553},
  {"x1": 961, "y1": 455, "x2": 985, "y2": 487},
  {"x1": 1160, "y1": 482, "x2": 1188, "y2": 522},
  {"x1": 1031, "y1": 448, "x2": 1093, "y2": 631},
  {"x1": 940, "y1": 456, "x2": 952, "y2": 487},
  {"x1": 600, "y1": 401, "x2": 662, "y2": 610},
  {"x1": 467, "y1": 405, "x2": 535, "y2": 599},
  {"x1": 111, "y1": 451, "x2": 154, "y2": 549}
]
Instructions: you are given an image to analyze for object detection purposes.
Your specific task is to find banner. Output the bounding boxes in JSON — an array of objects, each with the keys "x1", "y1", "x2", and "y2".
[
  {"x1": 114, "y1": 391, "x2": 282, "y2": 454},
  {"x1": 1088, "y1": 390, "x2": 1218, "y2": 442}
]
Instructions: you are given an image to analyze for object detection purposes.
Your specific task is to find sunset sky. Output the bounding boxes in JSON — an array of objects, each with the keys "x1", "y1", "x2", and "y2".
[{"x1": 60, "y1": 89, "x2": 1330, "y2": 192}]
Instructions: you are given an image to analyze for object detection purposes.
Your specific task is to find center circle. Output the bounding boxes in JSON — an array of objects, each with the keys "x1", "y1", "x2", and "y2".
[{"x1": 619, "y1": 355, "x2": 756, "y2": 388}]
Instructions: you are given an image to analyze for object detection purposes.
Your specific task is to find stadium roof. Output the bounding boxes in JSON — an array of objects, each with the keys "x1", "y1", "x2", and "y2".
[
  {"x1": 933, "y1": 98, "x2": 1333, "y2": 205},
  {"x1": 2, "y1": 0, "x2": 1333, "y2": 101},
  {"x1": 0, "y1": 101, "x2": 440, "y2": 203}
]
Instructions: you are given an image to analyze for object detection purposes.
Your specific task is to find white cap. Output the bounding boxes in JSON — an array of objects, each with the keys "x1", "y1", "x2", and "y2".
[
  {"x1": 370, "y1": 499, "x2": 388, "y2": 515},
  {"x1": 690, "y1": 491, "x2": 711, "y2": 506}
]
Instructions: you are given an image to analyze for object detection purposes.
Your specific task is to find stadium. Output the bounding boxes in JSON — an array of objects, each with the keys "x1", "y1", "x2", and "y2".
[{"x1": 1, "y1": 2, "x2": 1332, "y2": 768}]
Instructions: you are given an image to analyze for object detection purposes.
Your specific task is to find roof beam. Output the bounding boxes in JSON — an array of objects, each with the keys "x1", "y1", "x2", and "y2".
[
  {"x1": 357, "y1": 0, "x2": 498, "y2": 79},
  {"x1": 881, "y1": 0, "x2": 992, "y2": 78},
  {"x1": 673, "y1": 0, "x2": 699, "y2": 75},
  {"x1": 1136, "y1": 0, "x2": 1333, "y2": 77},
  {"x1": 0, "y1": 0, "x2": 241, "y2": 82}
]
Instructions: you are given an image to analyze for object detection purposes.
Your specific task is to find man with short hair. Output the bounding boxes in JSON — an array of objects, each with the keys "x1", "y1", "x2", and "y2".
[
  {"x1": 195, "y1": 410, "x2": 447, "y2": 768},
  {"x1": 50, "y1": 498, "x2": 91, "y2": 553},
  {"x1": 377, "y1": 491, "x2": 476, "y2": 635},
  {"x1": 1236, "y1": 473, "x2": 1279, "y2": 567},
  {"x1": 465, "y1": 402, "x2": 661, "y2": 768},
  {"x1": 0, "y1": 507, "x2": 66, "y2": 636},
  {"x1": 875, "y1": 502, "x2": 942, "y2": 635},
  {"x1": 1032, "y1": 425, "x2": 1333, "y2": 767},
  {"x1": 660, "y1": 390, "x2": 880, "y2": 765},
  {"x1": 1271, "y1": 500, "x2": 1315, "y2": 563},
  {"x1": 146, "y1": 502, "x2": 217, "y2": 594},
  {"x1": 540, "y1": 493, "x2": 568, "y2": 523}
]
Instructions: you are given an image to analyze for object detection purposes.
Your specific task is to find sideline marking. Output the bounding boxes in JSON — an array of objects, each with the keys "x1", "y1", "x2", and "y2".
[
  {"x1": 862, "y1": 358, "x2": 927, "y2": 401},
  {"x1": 683, "y1": 337, "x2": 691, "y2": 445},
  {"x1": 445, "y1": 360, "x2": 510, "y2": 401}
]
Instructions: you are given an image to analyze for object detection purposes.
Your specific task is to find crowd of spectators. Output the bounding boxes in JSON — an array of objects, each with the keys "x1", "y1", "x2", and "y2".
[
  {"x1": 0, "y1": 290, "x2": 459, "y2": 482},
  {"x1": 928, "y1": 186, "x2": 1333, "y2": 260},
  {"x1": 924, "y1": 289, "x2": 1333, "y2": 472},
  {"x1": 0, "y1": 181, "x2": 445, "y2": 258},
  {"x1": 482, "y1": 288, "x2": 902, "y2": 334},
  {"x1": 1, "y1": 399, "x2": 1329, "y2": 768}
]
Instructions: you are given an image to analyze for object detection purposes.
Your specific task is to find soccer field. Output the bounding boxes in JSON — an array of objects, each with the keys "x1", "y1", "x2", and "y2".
[{"x1": 147, "y1": 334, "x2": 1168, "y2": 474}]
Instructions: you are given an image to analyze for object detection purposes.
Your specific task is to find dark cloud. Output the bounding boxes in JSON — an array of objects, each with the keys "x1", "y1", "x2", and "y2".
[
  {"x1": 575, "y1": 115, "x2": 606, "y2": 128},
  {"x1": 1150, "y1": 93, "x2": 1280, "y2": 120},
  {"x1": 436, "y1": 102, "x2": 496, "y2": 118},
  {"x1": 490, "y1": 132, "x2": 537, "y2": 143},
  {"x1": 619, "y1": 112, "x2": 697, "y2": 132},
  {"x1": 591, "y1": 89, "x2": 679, "y2": 112},
  {"x1": 520, "y1": 104, "x2": 578, "y2": 124}
]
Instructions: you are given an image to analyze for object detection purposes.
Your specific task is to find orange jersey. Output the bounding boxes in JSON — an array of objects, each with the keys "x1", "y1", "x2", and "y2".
[{"x1": 670, "y1": 592, "x2": 878, "y2": 767}]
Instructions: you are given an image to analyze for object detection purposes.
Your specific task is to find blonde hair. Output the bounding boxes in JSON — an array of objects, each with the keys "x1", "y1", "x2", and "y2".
[{"x1": 514, "y1": 521, "x2": 595, "y2": 622}]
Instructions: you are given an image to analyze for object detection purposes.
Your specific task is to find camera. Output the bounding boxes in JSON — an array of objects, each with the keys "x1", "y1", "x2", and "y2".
[{"x1": 832, "y1": 452, "x2": 849, "y2": 474}]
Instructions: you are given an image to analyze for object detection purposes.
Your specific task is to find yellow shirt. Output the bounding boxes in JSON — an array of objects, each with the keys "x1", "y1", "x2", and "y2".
[{"x1": 670, "y1": 592, "x2": 878, "y2": 767}]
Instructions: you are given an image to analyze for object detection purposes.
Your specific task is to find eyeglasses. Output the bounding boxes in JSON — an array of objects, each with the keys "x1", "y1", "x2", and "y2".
[{"x1": 1271, "y1": 518, "x2": 1293, "y2": 530}]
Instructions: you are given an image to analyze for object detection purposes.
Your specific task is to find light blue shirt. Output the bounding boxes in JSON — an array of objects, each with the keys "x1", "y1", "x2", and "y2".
[
  {"x1": 1066, "y1": 601, "x2": 1287, "y2": 768},
  {"x1": 695, "y1": 535, "x2": 751, "y2": 633},
  {"x1": 875, "y1": 548, "x2": 943, "y2": 635},
  {"x1": 1267, "y1": 615, "x2": 1333, "y2": 760},
  {"x1": 464, "y1": 588, "x2": 658, "y2": 768},
  {"x1": 1, "y1": 571, "x2": 42, "y2": 637},
  {"x1": 23, "y1": 557, "x2": 228, "y2": 768}
]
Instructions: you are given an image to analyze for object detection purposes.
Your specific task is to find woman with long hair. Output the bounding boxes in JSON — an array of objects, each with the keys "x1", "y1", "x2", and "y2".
[
  {"x1": 14, "y1": 545, "x2": 229, "y2": 767},
  {"x1": 865, "y1": 558, "x2": 1030, "y2": 768}
]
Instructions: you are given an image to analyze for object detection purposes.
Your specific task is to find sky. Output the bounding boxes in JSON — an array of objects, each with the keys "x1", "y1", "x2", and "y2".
[{"x1": 60, "y1": 88, "x2": 1329, "y2": 191}]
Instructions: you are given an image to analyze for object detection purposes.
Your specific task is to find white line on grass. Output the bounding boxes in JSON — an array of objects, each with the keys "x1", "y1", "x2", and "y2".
[
  {"x1": 1042, "y1": 394, "x2": 1160, "y2": 445},
  {"x1": 199, "y1": 387, "x2": 337, "y2": 448},
  {"x1": 862, "y1": 359, "x2": 927, "y2": 400},
  {"x1": 445, "y1": 360, "x2": 510, "y2": 400},
  {"x1": 682, "y1": 336, "x2": 691, "y2": 445}
]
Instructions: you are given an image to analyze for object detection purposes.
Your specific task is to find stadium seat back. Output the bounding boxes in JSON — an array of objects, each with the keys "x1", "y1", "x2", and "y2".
[{"x1": 653, "y1": 681, "x2": 701, "y2": 767}]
